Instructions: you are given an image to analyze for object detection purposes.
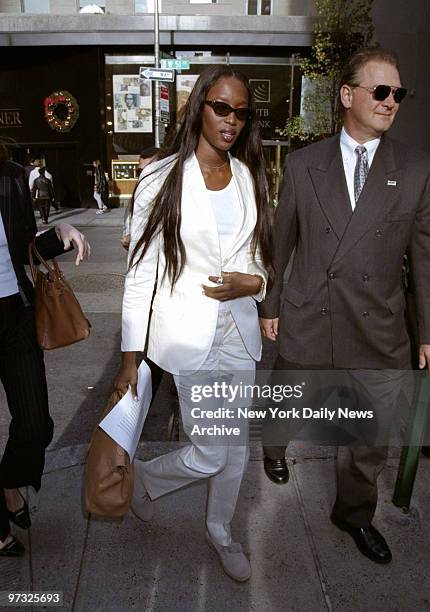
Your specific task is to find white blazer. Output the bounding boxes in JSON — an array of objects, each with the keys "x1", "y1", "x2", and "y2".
[{"x1": 121, "y1": 153, "x2": 268, "y2": 375}]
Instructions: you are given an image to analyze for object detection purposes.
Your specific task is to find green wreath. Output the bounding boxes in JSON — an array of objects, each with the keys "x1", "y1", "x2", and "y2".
[{"x1": 44, "y1": 91, "x2": 79, "y2": 133}]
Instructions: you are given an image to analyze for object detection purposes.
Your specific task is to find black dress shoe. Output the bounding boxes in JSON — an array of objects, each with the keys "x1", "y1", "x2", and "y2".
[
  {"x1": 0, "y1": 536, "x2": 25, "y2": 557},
  {"x1": 422, "y1": 446, "x2": 430, "y2": 458},
  {"x1": 7, "y1": 498, "x2": 31, "y2": 530},
  {"x1": 263, "y1": 456, "x2": 289, "y2": 485},
  {"x1": 331, "y1": 515, "x2": 392, "y2": 564}
]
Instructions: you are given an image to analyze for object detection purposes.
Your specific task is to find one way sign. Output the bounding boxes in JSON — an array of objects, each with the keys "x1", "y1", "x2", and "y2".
[{"x1": 139, "y1": 67, "x2": 175, "y2": 82}]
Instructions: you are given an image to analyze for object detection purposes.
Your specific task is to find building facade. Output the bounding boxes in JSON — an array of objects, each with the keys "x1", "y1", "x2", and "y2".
[{"x1": 0, "y1": 0, "x2": 427, "y2": 207}]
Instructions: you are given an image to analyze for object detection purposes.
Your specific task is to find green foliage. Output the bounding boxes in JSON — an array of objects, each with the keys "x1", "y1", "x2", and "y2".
[
  {"x1": 281, "y1": 116, "x2": 312, "y2": 141},
  {"x1": 279, "y1": 0, "x2": 375, "y2": 142}
]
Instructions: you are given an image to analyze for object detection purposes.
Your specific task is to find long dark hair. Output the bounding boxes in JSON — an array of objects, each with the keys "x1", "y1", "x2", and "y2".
[{"x1": 130, "y1": 65, "x2": 272, "y2": 286}]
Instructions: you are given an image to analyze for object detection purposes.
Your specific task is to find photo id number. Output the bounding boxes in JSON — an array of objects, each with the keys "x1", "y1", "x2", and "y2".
[{"x1": 0, "y1": 591, "x2": 63, "y2": 606}]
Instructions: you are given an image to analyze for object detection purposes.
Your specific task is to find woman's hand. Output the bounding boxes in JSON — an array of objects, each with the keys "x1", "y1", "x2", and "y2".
[
  {"x1": 113, "y1": 352, "x2": 138, "y2": 399},
  {"x1": 54, "y1": 222, "x2": 91, "y2": 266},
  {"x1": 202, "y1": 272, "x2": 263, "y2": 302}
]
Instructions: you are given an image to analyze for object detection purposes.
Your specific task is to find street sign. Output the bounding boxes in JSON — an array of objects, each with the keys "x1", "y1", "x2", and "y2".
[
  {"x1": 160, "y1": 83, "x2": 170, "y2": 124},
  {"x1": 160, "y1": 59, "x2": 190, "y2": 70},
  {"x1": 139, "y1": 67, "x2": 175, "y2": 82}
]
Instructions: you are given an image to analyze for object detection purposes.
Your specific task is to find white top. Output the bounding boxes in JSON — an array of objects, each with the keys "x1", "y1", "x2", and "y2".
[
  {"x1": 207, "y1": 178, "x2": 242, "y2": 259},
  {"x1": 29, "y1": 167, "x2": 52, "y2": 191},
  {"x1": 0, "y1": 213, "x2": 19, "y2": 297},
  {"x1": 340, "y1": 127, "x2": 380, "y2": 210}
]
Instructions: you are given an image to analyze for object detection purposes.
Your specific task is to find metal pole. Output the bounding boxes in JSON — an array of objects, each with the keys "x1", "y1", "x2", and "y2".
[
  {"x1": 392, "y1": 375, "x2": 430, "y2": 509},
  {"x1": 154, "y1": 0, "x2": 161, "y2": 147}
]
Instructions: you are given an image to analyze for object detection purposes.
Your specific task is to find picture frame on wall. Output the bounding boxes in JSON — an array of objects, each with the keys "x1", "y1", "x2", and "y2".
[{"x1": 113, "y1": 75, "x2": 152, "y2": 133}]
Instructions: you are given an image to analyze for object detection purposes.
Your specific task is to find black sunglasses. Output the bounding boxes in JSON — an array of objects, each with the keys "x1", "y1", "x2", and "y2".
[
  {"x1": 355, "y1": 84, "x2": 407, "y2": 103},
  {"x1": 205, "y1": 100, "x2": 252, "y2": 122}
]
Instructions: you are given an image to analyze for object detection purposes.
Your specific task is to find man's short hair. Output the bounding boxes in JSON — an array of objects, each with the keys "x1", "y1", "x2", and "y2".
[
  {"x1": 340, "y1": 47, "x2": 400, "y2": 89},
  {"x1": 338, "y1": 48, "x2": 400, "y2": 114}
]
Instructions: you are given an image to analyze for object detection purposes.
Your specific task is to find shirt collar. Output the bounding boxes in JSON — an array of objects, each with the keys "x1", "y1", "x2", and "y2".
[{"x1": 340, "y1": 126, "x2": 380, "y2": 160}]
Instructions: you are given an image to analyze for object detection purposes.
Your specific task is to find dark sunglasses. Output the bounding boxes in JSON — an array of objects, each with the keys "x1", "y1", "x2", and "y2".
[
  {"x1": 355, "y1": 84, "x2": 407, "y2": 103},
  {"x1": 205, "y1": 100, "x2": 252, "y2": 122}
]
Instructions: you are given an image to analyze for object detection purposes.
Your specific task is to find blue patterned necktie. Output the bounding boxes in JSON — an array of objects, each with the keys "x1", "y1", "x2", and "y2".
[{"x1": 354, "y1": 145, "x2": 369, "y2": 203}]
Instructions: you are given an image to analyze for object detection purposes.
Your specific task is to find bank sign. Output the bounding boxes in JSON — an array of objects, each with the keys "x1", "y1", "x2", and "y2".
[
  {"x1": 245, "y1": 64, "x2": 298, "y2": 139},
  {"x1": 0, "y1": 109, "x2": 23, "y2": 128}
]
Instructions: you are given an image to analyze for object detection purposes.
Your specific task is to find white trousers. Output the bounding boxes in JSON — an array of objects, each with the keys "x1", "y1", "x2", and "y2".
[
  {"x1": 93, "y1": 191, "x2": 104, "y2": 210},
  {"x1": 140, "y1": 303, "x2": 255, "y2": 546}
]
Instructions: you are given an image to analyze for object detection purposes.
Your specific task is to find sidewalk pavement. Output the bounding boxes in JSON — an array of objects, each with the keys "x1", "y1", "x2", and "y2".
[
  {"x1": 3, "y1": 443, "x2": 430, "y2": 612},
  {"x1": 2, "y1": 206, "x2": 430, "y2": 611},
  {"x1": 37, "y1": 206, "x2": 126, "y2": 229}
]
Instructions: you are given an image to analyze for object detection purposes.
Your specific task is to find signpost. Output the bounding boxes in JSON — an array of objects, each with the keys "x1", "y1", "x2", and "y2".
[
  {"x1": 159, "y1": 83, "x2": 170, "y2": 125},
  {"x1": 139, "y1": 67, "x2": 175, "y2": 83},
  {"x1": 153, "y1": 0, "x2": 160, "y2": 147}
]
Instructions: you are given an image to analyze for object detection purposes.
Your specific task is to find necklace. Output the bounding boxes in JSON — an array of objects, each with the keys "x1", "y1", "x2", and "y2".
[{"x1": 198, "y1": 158, "x2": 229, "y2": 170}]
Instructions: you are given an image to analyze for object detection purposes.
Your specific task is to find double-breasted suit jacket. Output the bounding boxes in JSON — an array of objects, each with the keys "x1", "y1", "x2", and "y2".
[
  {"x1": 122, "y1": 153, "x2": 268, "y2": 375},
  {"x1": 0, "y1": 160, "x2": 67, "y2": 304},
  {"x1": 259, "y1": 134, "x2": 430, "y2": 369}
]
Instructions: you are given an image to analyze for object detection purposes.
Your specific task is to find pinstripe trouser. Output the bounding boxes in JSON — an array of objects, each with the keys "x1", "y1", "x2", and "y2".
[{"x1": 0, "y1": 293, "x2": 54, "y2": 539}]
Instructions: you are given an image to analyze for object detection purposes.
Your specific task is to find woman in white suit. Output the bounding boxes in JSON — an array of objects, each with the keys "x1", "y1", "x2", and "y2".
[{"x1": 114, "y1": 66, "x2": 272, "y2": 582}]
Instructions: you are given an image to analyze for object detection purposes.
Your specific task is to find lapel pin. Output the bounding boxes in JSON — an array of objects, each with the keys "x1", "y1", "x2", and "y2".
[{"x1": 387, "y1": 180, "x2": 397, "y2": 186}]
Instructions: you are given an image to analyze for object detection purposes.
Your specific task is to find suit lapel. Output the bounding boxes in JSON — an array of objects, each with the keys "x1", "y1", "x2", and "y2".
[
  {"x1": 222, "y1": 155, "x2": 256, "y2": 262},
  {"x1": 309, "y1": 137, "x2": 352, "y2": 241},
  {"x1": 333, "y1": 135, "x2": 399, "y2": 263}
]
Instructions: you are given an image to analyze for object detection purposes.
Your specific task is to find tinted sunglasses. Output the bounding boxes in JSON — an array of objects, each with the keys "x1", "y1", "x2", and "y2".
[
  {"x1": 355, "y1": 84, "x2": 407, "y2": 103},
  {"x1": 205, "y1": 100, "x2": 252, "y2": 122}
]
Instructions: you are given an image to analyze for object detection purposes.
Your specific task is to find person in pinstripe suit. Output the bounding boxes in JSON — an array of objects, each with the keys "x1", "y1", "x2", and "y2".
[{"x1": 0, "y1": 143, "x2": 90, "y2": 556}]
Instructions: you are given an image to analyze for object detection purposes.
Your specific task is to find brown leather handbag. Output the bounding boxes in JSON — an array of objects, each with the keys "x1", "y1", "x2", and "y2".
[
  {"x1": 84, "y1": 389, "x2": 134, "y2": 518},
  {"x1": 28, "y1": 239, "x2": 91, "y2": 350}
]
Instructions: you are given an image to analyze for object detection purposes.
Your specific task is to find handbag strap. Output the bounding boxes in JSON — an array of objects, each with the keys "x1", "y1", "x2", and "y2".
[{"x1": 28, "y1": 238, "x2": 61, "y2": 285}]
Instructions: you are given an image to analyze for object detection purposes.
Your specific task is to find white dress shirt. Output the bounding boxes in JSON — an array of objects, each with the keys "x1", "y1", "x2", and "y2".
[
  {"x1": 0, "y1": 213, "x2": 19, "y2": 297},
  {"x1": 340, "y1": 127, "x2": 380, "y2": 210}
]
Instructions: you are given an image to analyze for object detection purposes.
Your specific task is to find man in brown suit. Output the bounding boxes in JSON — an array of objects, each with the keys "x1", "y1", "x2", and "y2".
[{"x1": 259, "y1": 48, "x2": 430, "y2": 564}]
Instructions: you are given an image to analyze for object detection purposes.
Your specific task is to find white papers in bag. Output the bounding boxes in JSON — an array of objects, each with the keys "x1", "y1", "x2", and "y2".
[{"x1": 99, "y1": 361, "x2": 152, "y2": 460}]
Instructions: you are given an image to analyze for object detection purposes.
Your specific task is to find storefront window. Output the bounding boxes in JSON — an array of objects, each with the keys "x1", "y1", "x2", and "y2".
[
  {"x1": 261, "y1": 0, "x2": 271, "y2": 14},
  {"x1": 79, "y1": 0, "x2": 105, "y2": 11},
  {"x1": 135, "y1": 0, "x2": 162, "y2": 12},
  {"x1": 23, "y1": 0, "x2": 50, "y2": 13},
  {"x1": 247, "y1": 0, "x2": 271, "y2": 15}
]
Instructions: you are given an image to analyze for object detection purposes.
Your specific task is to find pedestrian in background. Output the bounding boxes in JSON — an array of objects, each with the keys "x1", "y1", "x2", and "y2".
[
  {"x1": 24, "y1": 156, "x2": 38, "y2": 180},
  {"x1": 92, "y1": 159, "x2": 109, "y2": 214},
  {"x1": 28, "y1": 159, "x2": 59, "y2": 213},
  {"x1": 0, "y1": 143, "x2": 91, "y2": 556},
  {"x1": 28, "y1": 159, "x2": 52, "y2": 191},
  {"x1": 31, "y1": 167, "x2": 54, "y2": 224},
  {"x1": 114, "y1": 65, "x2": 271, "y2": 582}
]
